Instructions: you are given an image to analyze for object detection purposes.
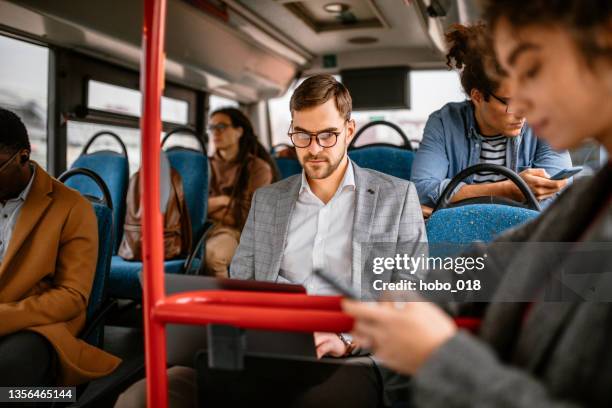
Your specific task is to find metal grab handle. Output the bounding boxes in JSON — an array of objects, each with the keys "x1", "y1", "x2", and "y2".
[
  {"x1": 434, "y1": 163, "x2": 541, "y2": 212},
  {"x1": 59, "y1": 168, "x2": 114, "y2": 211},
  {"x1": 350, "y1": 120, "x2": 413, "y2": 151},
  {"x1": 81, "y1": 131, "x2": 129, "y2": 158},
  {"x1": 161, "y1": 126, "x2": 206, "y2": 153}
]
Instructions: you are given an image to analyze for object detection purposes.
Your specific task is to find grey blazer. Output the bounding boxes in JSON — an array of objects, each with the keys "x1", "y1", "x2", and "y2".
[
  {"x1": 229, "y1": 162, "x2": 426, "y2": 295},
  {"x1": 413, "y1": 165, "x2": 612, "y2": 408}
]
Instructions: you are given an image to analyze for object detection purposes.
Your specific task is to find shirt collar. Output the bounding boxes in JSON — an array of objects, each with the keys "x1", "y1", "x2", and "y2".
[{"x1": 300, "y1": 158, "x2": 356, "y2": 195}]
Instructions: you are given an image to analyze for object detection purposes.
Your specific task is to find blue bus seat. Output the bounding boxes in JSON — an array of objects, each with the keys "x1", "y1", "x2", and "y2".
[
  {"x1": 426, "y1": 204, "x2": 539, "y2": 256},
  {"x1": 348, "y1": 146, "x2": 414, "y2": 180},
  {"x1": 66, "y1": 134, "x2": 130, "y2": 255},
  {"x1": 165, "y1": 146, "x2": 208, "y2": 242},
  {"x1": 60, "y1": 168, "x2": 115, "y2": 348},
  {"x1": 275, "y1": 157, "x2": 302, "y2": 179},
  {"x1": 108, "y1": 146, "x2": 208, "y2": 300}
]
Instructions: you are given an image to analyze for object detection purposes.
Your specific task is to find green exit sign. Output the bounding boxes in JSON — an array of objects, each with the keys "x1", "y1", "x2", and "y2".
[{"x1": 323, "y1": 54, "x2": 337, "y2": 68}]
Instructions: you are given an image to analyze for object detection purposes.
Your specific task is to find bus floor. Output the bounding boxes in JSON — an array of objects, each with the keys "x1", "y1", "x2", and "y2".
[{"x1": 74, "y1": 303, "x2": 146, "y2": 407}]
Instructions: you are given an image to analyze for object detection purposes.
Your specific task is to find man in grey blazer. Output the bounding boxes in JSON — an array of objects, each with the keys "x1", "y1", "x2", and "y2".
[
  {"x1": 229, "y1": 74, "x2": 425, "y2": 405},
  {"x1": 115, "y1": 74, "x2": 424, "y2": 408}
]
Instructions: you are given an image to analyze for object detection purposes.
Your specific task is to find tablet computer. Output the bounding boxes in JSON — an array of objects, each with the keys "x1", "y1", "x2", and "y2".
[{"x1": 138, "y1": 274, "x2": 315, "y2": 365}]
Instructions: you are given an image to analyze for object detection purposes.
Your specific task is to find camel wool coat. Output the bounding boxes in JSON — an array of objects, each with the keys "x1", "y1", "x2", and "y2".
[{"x1": 0, "y1": 163, "x2": 121, "y2": 385}]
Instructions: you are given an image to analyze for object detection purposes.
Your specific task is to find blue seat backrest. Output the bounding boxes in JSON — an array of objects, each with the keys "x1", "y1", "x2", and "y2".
[
  {"x1": 87, "y1": 202, "x2": 113, "y2": 322},
  {"x1": 426, "y1": 204, "x2": 539, "y2": 255},
  {"x1": 66, "y1": 151, "x2": 129, "y2": 254},
  {"x1": 165, "y1": 147, "x2": 208, "y2": 244},
  {"x1": 275, "y1": 157, "x2": 302, "y2": 179},
  {"x1": 349, "y1": 146, "x2": 414, "y2": 180}
]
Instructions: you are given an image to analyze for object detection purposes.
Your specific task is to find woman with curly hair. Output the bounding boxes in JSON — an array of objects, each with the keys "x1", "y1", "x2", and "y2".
[{"x1": 345, "y1": 1, "x2": 612, "y2": 407}]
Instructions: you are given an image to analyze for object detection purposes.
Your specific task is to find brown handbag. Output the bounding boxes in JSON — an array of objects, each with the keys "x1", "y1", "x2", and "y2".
[{"x1": 118, "y1": 168, "x2": 192, "y2": 261}]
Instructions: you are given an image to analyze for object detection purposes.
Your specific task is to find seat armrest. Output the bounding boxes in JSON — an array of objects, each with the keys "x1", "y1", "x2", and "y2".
[
  {"x1": 81, "y1": 299, "x2": 119, "y2": 345},
  {"x1": 184, "y1": 221, "x2": 215, "y2": 274}
]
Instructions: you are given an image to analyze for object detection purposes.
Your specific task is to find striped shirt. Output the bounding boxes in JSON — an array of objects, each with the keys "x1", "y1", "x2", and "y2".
[{"x1": 473, "y1": 135, "x2": 508, "y2": 184}]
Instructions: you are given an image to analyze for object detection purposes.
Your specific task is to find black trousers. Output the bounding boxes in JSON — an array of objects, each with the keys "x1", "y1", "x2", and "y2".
[
  {"x1": 0, "y1": 331, "x2": 57, "y2": 386},
  {"x1": 197, "y1": 354, "x2": 383, "y2": 408}
]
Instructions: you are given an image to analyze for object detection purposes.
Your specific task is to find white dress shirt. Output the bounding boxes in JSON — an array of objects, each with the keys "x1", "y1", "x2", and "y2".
[
  {"x1": 0, "y1": 165, "x2": 35, "y2": 264},
  {"x1": 278, "y1": 160, "x2": 356, "y2": 295}
]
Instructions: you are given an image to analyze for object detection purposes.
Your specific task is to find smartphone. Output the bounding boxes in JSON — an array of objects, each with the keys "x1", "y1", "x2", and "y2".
[
  {"x1": 550, "y1": 166, "x2": 583, "y2": 180},
  {"x1": 313, "y1": 269, "x2": 359, "y2": 299}
]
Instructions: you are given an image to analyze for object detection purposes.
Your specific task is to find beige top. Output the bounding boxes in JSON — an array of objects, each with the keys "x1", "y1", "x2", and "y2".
[{"x1": 208, "y1": 152, "x2": 273, "y2": 229}]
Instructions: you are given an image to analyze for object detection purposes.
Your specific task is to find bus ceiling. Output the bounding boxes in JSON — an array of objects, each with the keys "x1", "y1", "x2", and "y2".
[{"x1": 0, "y1": 0, "x2": 479, "y2": 101}]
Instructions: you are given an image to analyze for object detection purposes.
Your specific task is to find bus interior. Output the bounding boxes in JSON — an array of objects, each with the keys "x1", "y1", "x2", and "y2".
[{"x1": 0, "y1": 0, "x2": 608, "y2": 407}]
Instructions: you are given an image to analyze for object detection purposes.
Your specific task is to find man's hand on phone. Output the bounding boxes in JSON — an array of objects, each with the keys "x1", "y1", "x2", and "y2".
[{"x1": 506, "y1": 168, "x2": 567, "y2": 201}]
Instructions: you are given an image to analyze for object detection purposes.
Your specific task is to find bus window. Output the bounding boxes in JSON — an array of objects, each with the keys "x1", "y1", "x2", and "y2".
[
  {"x1": 351, "y1": 70, "x2": 464, "y2": 149},
  {"x1": 67, "y1": 121, "x2": 142, "y2": 175},
  {"x1": 68, "y1": 81, "x2": 195, "y2": 173},
  {"x1": 268, "y1": 80, "x2": 302, "y2": 149},
  {"x1": 209, "y1": 94, "x2": 239, "y2": 113},
  {"x1": 67, "y1": 122, "x2": 204, "y2": 177},
  {"x1": 268, "y1": 72, "x2": 464, "y2": 150},
  {"x1": 87, "y1": 80, "x2": 189, "y2": 125},
  {"x1": 0, "y1": 35, "x2": 48, "y2": 168}
]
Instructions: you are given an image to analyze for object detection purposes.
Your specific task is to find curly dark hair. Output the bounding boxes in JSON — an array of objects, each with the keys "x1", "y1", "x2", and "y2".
[
  {"x1": 482, "y1": 0, "x2": 612, "y2": 62},
  {"x1": 445, "y1": 23, "x2": 506, "y2": 100},
  {"x1": 0, "y1": 107, "x2": 31, "y2": 154},
  {"x1": 211, "y1": 107, "x2": 279, "y2": 229}
]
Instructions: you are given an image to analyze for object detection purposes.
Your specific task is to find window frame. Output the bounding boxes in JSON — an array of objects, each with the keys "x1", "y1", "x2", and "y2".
[{"x1": 47, "y1": 48, "x2": 207, "y2": 176}]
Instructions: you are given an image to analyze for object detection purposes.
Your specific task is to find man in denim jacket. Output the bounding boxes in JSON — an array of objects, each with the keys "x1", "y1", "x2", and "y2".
[
  {"x1": 412, "y1": 24, "x2": 571, "y2": 209},
  {"x1": 412, "y1": 100, "x2": 572, "y2": 208}
]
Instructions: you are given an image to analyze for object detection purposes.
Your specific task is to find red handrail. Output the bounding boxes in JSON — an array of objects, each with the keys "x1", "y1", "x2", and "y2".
[{"x1": 140, "y1": 0, "x2": 168, "y2": 406}]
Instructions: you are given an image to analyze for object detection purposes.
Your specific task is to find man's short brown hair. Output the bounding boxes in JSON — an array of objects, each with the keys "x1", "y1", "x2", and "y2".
[{"x1": 290, "y1": 74, "x2": 352, "y2": 121}]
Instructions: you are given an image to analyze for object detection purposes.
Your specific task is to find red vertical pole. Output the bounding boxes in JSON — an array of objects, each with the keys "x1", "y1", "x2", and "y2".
[{"x1": 140, "y1": 0, "x2": 168, "y2": 407}]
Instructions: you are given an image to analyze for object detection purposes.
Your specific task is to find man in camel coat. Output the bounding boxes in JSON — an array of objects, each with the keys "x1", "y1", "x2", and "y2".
[{"x1": 0, "y1": 108, "x2": 120, "y2": 386}]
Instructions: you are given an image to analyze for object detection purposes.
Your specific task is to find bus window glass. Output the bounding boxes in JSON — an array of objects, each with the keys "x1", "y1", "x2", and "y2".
[
  {"x1": 162, "y1": 129, "x2": 203, "y2": 153},
  {"x1": 0, "y1": 35, "x2": 48, "y2": 168},
  {"x1": 268, "y1": 72, "x2": 464, "y2": 150},
  {"x1": 87, "y1": 80, "x2": 189, "y2": 125},
  {"x1": 350, "y1": 70, "x2": 465, "y2": 149},
  {"x1": 67, "y1": 121, "x2": 142, "y2": 175},
  {"x1": 268, "y1": 77, "x2": 316, "y2": 149},
  {"x1": 209, "y1": 94, "x2": 239, "y2": 113}
]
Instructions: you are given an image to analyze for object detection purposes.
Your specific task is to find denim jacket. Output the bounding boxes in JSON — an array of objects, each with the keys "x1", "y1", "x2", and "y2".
[{"x1": 411, "y1": 101, "x2": 572, "y2": 207}]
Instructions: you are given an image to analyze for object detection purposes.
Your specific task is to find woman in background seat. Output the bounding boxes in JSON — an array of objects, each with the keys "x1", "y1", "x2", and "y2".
[{"x1": 205, "y1": 108, "x2": 278, "y2": 277}]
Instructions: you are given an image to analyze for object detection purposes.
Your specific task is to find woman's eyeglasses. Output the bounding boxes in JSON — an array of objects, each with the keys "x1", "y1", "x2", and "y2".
[{"x1": 207, "y1": 123, "x2": 232, "y2": 133}]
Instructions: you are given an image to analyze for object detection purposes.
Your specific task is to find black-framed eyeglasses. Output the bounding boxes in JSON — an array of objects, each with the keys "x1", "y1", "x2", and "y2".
[
  {"x1": 0, "y1": 151, "x2": 19, "y2": 175},
  {"x1": 287, "y1": 121, "x2": 347, "y2": 148},
  {"x1": 489, "y1": 93, "x2": 514, "y2": 113},
  {"x1": 207, "y1": 123, "x2": 232, "y2": 133}
]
